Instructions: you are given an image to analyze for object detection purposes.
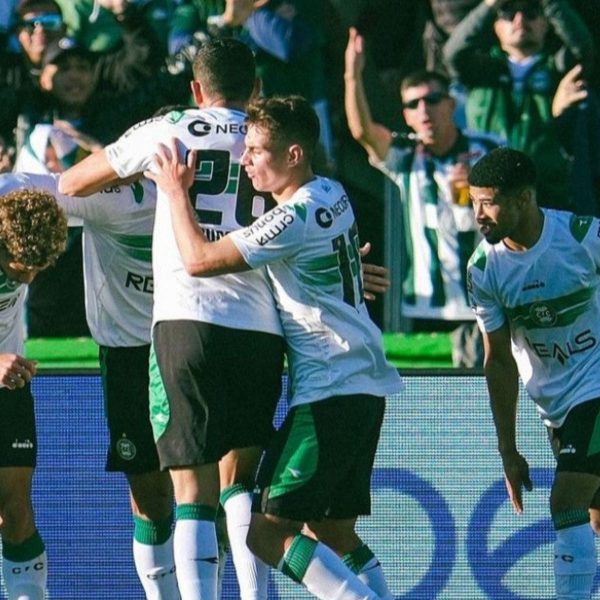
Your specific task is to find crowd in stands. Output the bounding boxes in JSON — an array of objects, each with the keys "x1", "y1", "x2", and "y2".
[{"x1": 0, "y1": 0, "x2": 599, "y2": 360}]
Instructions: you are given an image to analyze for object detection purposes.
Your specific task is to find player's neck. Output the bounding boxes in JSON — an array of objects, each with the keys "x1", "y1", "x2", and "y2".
[{"x1": 272, "y1": 170, "x2": 316, "y2": 204}]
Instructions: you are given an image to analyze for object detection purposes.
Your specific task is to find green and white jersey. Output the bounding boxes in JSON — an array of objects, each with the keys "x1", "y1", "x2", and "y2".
[
  {"x1": 373, "y1": 131, "x2": 498, "y2": 320},
  {"x1": 0, "y1": 172, "x2": 155, "y2": 347},
  {"x1": 0, "y1": 275, "x2": 26, "y2": 355},
  {"x1": 230, "y1": 176, "x2": 403, "y2": 407},
  {"x1": 467, "y1": 209, "x2": 600, "y2": 428},
  {"x1": 105, "y1": 108, "x2": 282, "y2": 336}
]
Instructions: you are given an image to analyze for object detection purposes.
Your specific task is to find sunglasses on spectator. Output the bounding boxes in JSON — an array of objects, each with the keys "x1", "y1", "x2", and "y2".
[
  {"x1": 497, "y1": 5, "x2": 543, "y2": 21},
  {"x1": 403, "y1": 92, "x2": 449, "y2": 110},
  {"x1": 18, "y1": 13, "x2": 63, "y2": 33}
]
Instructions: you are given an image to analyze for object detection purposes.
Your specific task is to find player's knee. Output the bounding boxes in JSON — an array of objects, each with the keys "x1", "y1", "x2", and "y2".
[{"x1": 0, "y1": 497, "x2": 35, "y2": 543}]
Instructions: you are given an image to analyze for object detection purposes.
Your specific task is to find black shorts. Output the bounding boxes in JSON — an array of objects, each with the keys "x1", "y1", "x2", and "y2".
[
  {"x1": 549, "y1": 397, "x2": 600, "y2": 476},
  {"x1": 150, "y1": 320, "x2": 284, "y2": 470},
  {"x1": 253, "y1": 394, "x2": 385, "y2": 522},
  {"x1": 0, "y1": 383, "x2": 36, "y2": 467},
  {"x1": 100, "y1": 344, "x2": 160, "y2": 474}
]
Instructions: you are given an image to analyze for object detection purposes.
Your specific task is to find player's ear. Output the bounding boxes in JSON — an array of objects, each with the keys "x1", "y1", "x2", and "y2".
[
  {"x1": 190, "y1": 80, "x2": 203, "y2": 106},
  {"x1": 288, "y1": 144, "x2": 303, "y2": 167}
]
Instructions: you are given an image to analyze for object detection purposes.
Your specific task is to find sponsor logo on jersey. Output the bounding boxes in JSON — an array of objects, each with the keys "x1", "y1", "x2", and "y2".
[
  {"x1": 188, "y1": 119, "x2": 212, "y2": 137},
  {"x1": 214, "y1": 123, "x2": 247, "y2": 135},
  {"x1": 125, "y1": 271, "x2": 154, "y2": 294},
  {"x1": 123, "y1": 116, "x2": 162, "y2": 138},
  {"x1": 525, "y1": 329, "x2": 597, "y2": 365},
  {"x1": 315, "y1": 195, "x2": 350, "y2": 229},
  {"x1": 0, "y1": 295, "x2": 18, "y2": 312},
  {"x1": 242, "y1": 206, "x2": 294, "y2": 245},
  {"x1": 528, "y1": 302, "x2": 557, "y2": 327},
  {"x1": 522, "y1": 280, "x2": 545, "y2": 292},
  {"x1": 100, "y1": 186, "x2": 121, "y2": 194},
  {"x1": 315, "y1": 208, "x2": 333, "y2": 228},
  {"x1": 116, "y1": 435, "x2": 136, "y2": 461}
]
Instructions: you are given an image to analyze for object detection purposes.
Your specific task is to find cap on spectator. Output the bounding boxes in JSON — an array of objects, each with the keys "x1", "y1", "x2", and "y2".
[
  {"x1": 42, "y1": 37, "x2": 93, "y2": 68},
  {"x1": 16, "y1": 0, "x2": 62, "y2": 18}
]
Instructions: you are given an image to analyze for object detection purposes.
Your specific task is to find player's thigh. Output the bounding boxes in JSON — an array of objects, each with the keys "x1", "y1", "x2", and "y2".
[
  {"x1": 127, "y1": 470, "x2": 173, "y2": 520},
  {"x1": 550, "y1": 397, "x2": 600, "y2": 513},
  {"x1": 149, "y1": 321, "x2": 233, "y2": 470},
  {"x1": 220, "y1": 328, "x2": 284, "y2": 453},
  {"x1": 253, "y1": 395, "x2": 385, "y2": 523},
  {"x1": 0, "y1": 385, "x2": 37, "y2": 471},
  {"x1": 100, "y1": 344, "x2": 161, "y2": 474}
]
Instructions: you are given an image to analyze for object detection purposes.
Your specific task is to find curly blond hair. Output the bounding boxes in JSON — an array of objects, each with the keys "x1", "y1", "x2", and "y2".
[{"x1": 0, "y1": 189, "x2": 67, "y2": 267}]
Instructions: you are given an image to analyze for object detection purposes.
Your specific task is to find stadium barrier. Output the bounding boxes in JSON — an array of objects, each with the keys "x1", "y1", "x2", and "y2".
[{"x1": 3, "y1": 370, "x2": 590, "y2": 599}]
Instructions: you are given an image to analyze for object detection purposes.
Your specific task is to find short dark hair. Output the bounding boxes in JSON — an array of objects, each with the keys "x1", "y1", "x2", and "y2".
[
  {"x1": 400, "y1": 69, "x2": 451, "y2": 96},
  {"x1": 192, "y1": 38, "x2": 256, "y2": 103},
  {"x1": 468, "y1": 147, "x2": 537, "y2": 193},
  {"x1": 246, "y1": 95, "x2": 320, "y2": 161},
  {"x1": 16, "y1": 0, "x2": 62, "y2": 18}
]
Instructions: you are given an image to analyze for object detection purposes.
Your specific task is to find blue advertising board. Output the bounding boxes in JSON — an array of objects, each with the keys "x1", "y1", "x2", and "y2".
[{"x1": 1, "y1": 372, "x2": 591, "y2": 599}]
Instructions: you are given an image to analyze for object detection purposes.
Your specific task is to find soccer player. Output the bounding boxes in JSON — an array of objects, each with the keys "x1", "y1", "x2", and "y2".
[
  {"x1": 145, "y1": 95, "x2": 402, "y2": 600},
  {"x1": 0, "y1": 188, "x2": 67, "y2": 600},
  {"x1": 467, "y1": 147, "x2": 600, "y2": 600},
  {"x1": 59, "y1": 38, "x2": 285, "y2": 600},
  {"x1": 0, "y1": 170, "x2": 178, "y2": 599}
]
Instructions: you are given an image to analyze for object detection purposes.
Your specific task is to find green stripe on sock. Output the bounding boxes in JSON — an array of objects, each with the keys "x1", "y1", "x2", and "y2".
[
  {"x1": 553, "y1": 509, "x2": 590, "y2": 530},
  {"x1": 2, "y1": 530, "x2": 45, "y2": 562},
  {"x1": 176, "y1": 503, "x2": 216, "y2": 522},
  {"x1": 280, "y1": 534, "x2": 317, "y2": 583},
  {"x1": 343, "y1": 544, "x2": 375, "y2": 574},
  {"x1": 220, "y1": 483, "x2": 249, "y2": 506},
  {"x1": 133, "y1": 514, "x2": 173, "y2": 545}
]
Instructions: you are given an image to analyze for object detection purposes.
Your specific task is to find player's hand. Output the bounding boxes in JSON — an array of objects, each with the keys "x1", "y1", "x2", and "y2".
[
  {"x1": 360, "y1": 242, "x2": 389, "y2": 301},
  {"x1": 501, "y1": 452, "x2": 533, "y2": 514},
  {"x1": 96, "y1": 0, "x2": 129, "y2": 16},
  {"x1": 344, "y1": 27, "x2": 366, "y2": 79},
  {"x1": 145, "y1": 138, "x2": 196, "y2": 198},
  {"x1": 0, "y1": 354, "x2": 37, "y2": 390}
]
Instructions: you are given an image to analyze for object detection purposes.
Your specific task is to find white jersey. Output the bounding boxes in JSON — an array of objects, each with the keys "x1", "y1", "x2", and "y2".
[
  {"x1": 105, "y1": 108, "x2": 282, "y2": 335},
  {"x1": 230, "y1": 176, "x2": 403, "y2": 407},
  {"x1": 467, "y1": 209, "x2": 600, "y2": 427},
  {"x1": 0, "y1": 275, "x2": 26, "y2": 355},
  {"x1": 0, "y1": 172, "x2": 155, "y2": 347}
]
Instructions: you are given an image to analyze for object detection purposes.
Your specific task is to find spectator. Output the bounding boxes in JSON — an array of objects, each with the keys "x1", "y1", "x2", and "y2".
[
  {"x1": 443, "y1": 0, "x2": 594, "y2": 211},
  {"x1": 424, "y1": 0, "x2": 481, "y2": 75},
  {"x1": 345, "y1": 28, "x2": 500, "y2": 367},
  {"x1": 0, "y1": 0, "x2": 165, "y2": 153}
]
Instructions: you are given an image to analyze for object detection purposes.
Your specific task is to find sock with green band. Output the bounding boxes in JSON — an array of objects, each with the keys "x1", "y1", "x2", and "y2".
[
  {"x1": 221, "y1": 484, "x2": 268, "y2": 600},
  {"x1": 343, "y1": 543, "x2": 394, "y2": 599},
  {"x1": 279, "y1": 534, "x2": 380, "y2": 599},
  {"x1": 132, "y1": 514, "x2": 178, "y2": 599},
  {"x1": 2, "y1": 530, "x2": 47, "y2": 600},
  {"x1": 174, "y1": 503, "x2": 218, "y2": 600}
]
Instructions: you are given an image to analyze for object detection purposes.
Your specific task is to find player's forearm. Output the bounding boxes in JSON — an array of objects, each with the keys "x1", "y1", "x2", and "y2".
[{"x1": 486, "y1": 356, "x2": 520, "y2": 457}]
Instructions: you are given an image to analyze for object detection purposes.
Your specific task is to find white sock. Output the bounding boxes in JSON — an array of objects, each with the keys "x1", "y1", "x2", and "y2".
[
  {"x1": 554, "y1": 522, "x2": 596, "y2": 600},
  {"x1": 343, "y1": 544, "x2": 394, "y2": 599},
  {"x1": 2, "y1": 531, "x2": 47, "y2": 600},
  {"x1": 279, "y1": 534, "x2": 379, "y2": 600},
  {"x1": 133, "y1": 515, "x2": 178, "y2": 600},
  {"x1": 174, "y1": 504, "x2": 218, "y2": 600},
  {"x1": 221, "y1": 484, "x2": 268, "y2": 600}
]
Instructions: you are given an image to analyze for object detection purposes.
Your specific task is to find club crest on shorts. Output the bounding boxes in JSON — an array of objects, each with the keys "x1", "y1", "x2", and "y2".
[{"x1": 116, "y1": 435, "x2": 137, "y2": 461}]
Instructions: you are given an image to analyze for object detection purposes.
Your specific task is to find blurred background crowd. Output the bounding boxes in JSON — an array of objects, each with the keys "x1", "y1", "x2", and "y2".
[{"x1": 0, "y1": 0, "x2": 599, "y2": 367}]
